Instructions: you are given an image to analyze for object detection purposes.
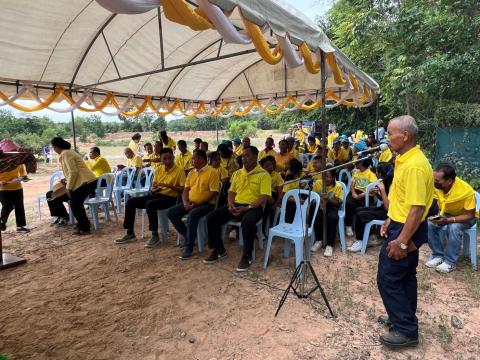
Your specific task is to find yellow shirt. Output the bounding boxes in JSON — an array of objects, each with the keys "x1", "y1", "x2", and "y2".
[
  {"x1": 312, "y1": 180, "x2": 344, "y2": 202},
  {"x1": 128, "y1": 140, "x2": 140, "y2": 154},
  {"x1": 60, "y1": 149, "x2": 96, "y2": 191},
  {"x1": 294, "y1": 129, "x2": 308, "y2": 144},
  {"x1": 175, "y1": 151, "x2": 193, "y2": 171},
  {"x1": 378, "y1": 148, "x2": 393, "y2": 163},
  {"x1": 387, "y1": 145, "x2": 434, "y2": 223},
  {"x1": 306, "y1": 144, "x2": 317, "y2": 153},
  {"x1": 354, "y1": 130, "x2": 364, "y2": 143},
  {"x1": 233, "y1": 144, "x2": 243, "y2": 157},
  {"x1": 85, "y1": 156, "x2": 111, "y2": 178},
  {"x1": 270, "y1": 171, "x2": 283, "y2": 193},
  {"x1": 259, "y1": 148, "x2": 278, "y2": 160},
  {"x1": 212, "y1": 166, "x2": 228, "y2": 182},
  {"x1": 153, "y1": 164, "x2": 186, "y2": 198},
  {"x1": 274, "y1": 152, "x2": 293, "y2": 171},
  {"x1": 185, "y1": 165, "x2": 220, "y2": 205},
  {"x1": 352, "y1": 168, "x2": 378, "y2": 191},
  {"x1": 282, "y1": 178, "x2": 307, "y2": 193},
  {"x1": 327, "y1": 148, "x2": 349, "y2": 162},
  {"x1": 163, "y1": 137, "x2": 176, "y2": 150},
  {"x1": 126, "y1": 155, "x2": 143, "y2": 169},
  {"x1": 290, "y1": 148, "x2": 301, "y2": 160},
  {"x1": 221, "y1": 157, "x2": 236, "y2": 177},
  {"x1": 327, "y1": 132, "x2": 338, "y2": 147},
  {"x1": 147, "y1": 153, "x2": 162, "y2": 170},
  {"x1": 0, "y1": 165, "x2": 27, "y2": 191},
  {"x1": 230, "y1": 164, "x2": 272, "y2": 205},
  {"x1": 434, "y1": 177, "x2": 476, "y2": 216}
]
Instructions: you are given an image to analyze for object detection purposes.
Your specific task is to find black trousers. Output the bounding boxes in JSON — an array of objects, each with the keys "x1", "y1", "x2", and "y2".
[
  {"x1": 313, "y1": 206, "x2": 339, "y2": 247},
  {"x1": 123, "y1": 193, "x2": 177, "y2": 232},
  {"x1": 46, "y1": 191, "x2": 70, "y2": 218},
  {"x1": 0, "y1": 189, "x2": 26, "y2": 227},
  {"x1": 354, "y1": 206, "x2": 388, "y2": 240},
  {"x1": 206, "y1": 204, "x2": 263, "y2": 259},
  {"x1": 377, "y1": 221, "x2": 427, "y2": 338},
  {"x1": 345, "y1": 193, "x2": 373, "y2": 226}
]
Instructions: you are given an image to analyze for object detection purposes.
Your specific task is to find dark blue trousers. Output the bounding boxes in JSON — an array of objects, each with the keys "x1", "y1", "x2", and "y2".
[{"x1": 377, "y1": 220, "x2": 427, "y2": 338}]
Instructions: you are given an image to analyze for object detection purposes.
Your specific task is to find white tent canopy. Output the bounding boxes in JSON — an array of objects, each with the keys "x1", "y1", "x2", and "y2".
[{"x1": 0, "y1": 0, "x2": 379, "y2": 117}]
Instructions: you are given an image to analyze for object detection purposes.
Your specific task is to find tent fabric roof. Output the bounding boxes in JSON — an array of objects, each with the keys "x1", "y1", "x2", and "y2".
[{"x1": 0, "y1": 0, "x2": 379, "y2": 115}]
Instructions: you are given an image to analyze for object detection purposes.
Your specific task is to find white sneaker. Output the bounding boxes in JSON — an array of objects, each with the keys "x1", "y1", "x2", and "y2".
[
  {"x1": 324, "y1": 246, "x2": 333, "y2": 257},
  {"x1": 436, "y1": 261, "x2": 456, "y2": 273},
  {"x1": 346, "y1": 226, "x2": 354, "y2": 237},
  {"x1": 348, "y1": 240, "x2": 363, "y2": 252},
  {"x1": 425, "y1": 257, "x2": 443, "y2": 268},
  {"x1": 311, "y1": 241, "x2": 323, "y2": 252}
]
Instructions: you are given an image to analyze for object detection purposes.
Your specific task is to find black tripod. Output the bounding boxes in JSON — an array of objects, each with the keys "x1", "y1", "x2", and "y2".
[{"x1": 274, "y1": 179, "x2": 335, "y2": 318}]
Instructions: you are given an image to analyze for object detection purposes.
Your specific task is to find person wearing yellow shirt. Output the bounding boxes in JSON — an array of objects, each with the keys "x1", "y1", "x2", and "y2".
[
  {"x1": 353, "y1": 129, "x2": 364, "y2": 143},
  {"x1": 175, "y1": 140, "x2": 193, "y2": 172},
  {"x1": 85, "y1": 147, "x2": 111, "y2": 178},
  {"x1": 128, "y1": 133, "x2": 142, "y2": 155},
  {"x1": 274, "y1": 139, "x2": 293, "y2": 174},
  {"x1": 378, "y1": 140, "x2": 393, "y2": 163},
  {"x1": 168, "y1": 150, "x2": 221, "y2": 259},
  {"x1": 232, "y1": 137, "x2": 243, "y2": 157},
  {"x1": 0, "y1": 164, "x2": 29, "y2": 232},
  {"x1": 327, "y1": 130, "x2": 339, "y2": 148},
  {"x1": 306, "y1": 136, "x2": 318, "y2": 153},
  {"x1": 159, "y1": 130, "x2": 176, "y2": 151},
  {"x1": 294, "y1": 127, "x2": 307, "y2": 146},
  {"x1": 208, "y1": 151, "x2": 228, "y2": 184},
  {"x1": 426, "y1": 163, "x2": 477, "y2": 273},
  {"x1": 120, "y1": 147, "x2": 143, "y2": 172},
  {"x1": 327, "y1": 140, "x2": 349, "y2": 165},
  {"x1": 115, "y1": 148, "x2": 186, "y2": 246},
  {"x1": 310, "y1": 169, "x2": 343, "y2": 257},
  {"x1": 260, "y1": 155, "x2": 284, "y2": 234},
  {"x1": 286, "y1": 136, "x2": 301, "y2": 160},
  {"x1": 306, "y1": 155, "x2": 323, "y2": 180},
  {"x1": 258, "y1": 137, "x2": 278, "y2": 160},
  {"x1": 376, "y1": 116, "x2": 433, "y2": 349},
  {"x1": 281, "y1": 159, "x2": 307, "y2": 224},
  {"x1": 218, "y1": 143, "x2": 236, "y2": 177},
  {"x1": 205, "y1": 146, "x2": 271, "y2": 271},
  {"x1": 344, "y1": 158, "x2": 378, "y2": 237},
  {"x1": 148, "y1": 141, "x2": 163, "y2": 170},
  {"x1": 48, "y1": 137, "x2": 97, "y2": 235}
]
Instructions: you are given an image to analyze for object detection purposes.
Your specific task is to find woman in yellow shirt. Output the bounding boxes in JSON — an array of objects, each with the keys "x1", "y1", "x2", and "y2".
[
  {"x1": 159, "y1": 130, "x2": 176, "y2": 151},
  {"x1": 128, "y1": 133, "x2": 142, "y2": 155},
  {"x1": 47, "y1": 137, "x2": 97, "y2": 235},
  {"x1": 218, "y1": 143, "x2": 236, "y2": 177},
  {"x1": 344, "y1": 157, "x2": 378, "y2": 237},
  {"x1": 0, "y1": 164, "x2": 29, "y2": 232}
]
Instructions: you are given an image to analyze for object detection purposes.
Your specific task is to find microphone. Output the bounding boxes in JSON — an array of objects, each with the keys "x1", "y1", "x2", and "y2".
[{"x1": 357, "y1": 143, "x2": 389, "y2": 156}]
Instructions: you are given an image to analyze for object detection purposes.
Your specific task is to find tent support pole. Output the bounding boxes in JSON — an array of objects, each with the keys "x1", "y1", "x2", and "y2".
[
  {"x1": 157, "y1": 8, "x2": 165, "y2": 70},
  {"x1": 319, "y1": 50, "x2": 328, "y2": 248},
  {"x1": 70, "y1": 111, "x2": 77, "y2": 152},
  {"x1": 375, "y1": 94, "x2": 380, "y2": 139}
]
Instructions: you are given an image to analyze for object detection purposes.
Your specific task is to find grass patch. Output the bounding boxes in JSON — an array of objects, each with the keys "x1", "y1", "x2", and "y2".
[{"x1": 463, "y1": 268, "x2": 480, "y2": 299}]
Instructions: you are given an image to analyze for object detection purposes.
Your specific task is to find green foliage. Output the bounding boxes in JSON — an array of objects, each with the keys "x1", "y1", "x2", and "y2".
[
  {"x1": 226, "y1": 121, "x2": 257, "y2": 139},
  {"x1": 117, "y1": 113, "x2": 166, "y2": 132}
]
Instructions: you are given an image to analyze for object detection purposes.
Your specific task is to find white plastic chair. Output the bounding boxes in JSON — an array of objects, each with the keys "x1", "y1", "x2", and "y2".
[
  {"x1": 84, "y1": 173, "x2": 117, "y2": 230},
  {"x1": 337, "y1": 181, "x2": 348, "y2": 253},
  {"x1": 263, "y1": 189, "x2": 321, "y2": 268},
  {"x1": 124, "y1": 167, "x2": 155, "y2": 212},
  {"x1": 300, "y1": 153, "x2": 315, "y2": 168},
  {"x1": 140, "y1": 208, "x2": 171, "y2": 242},
  {"x1": 438, "y1": 191, "x2": 479, "y2": 270},
  {"x1": 359, "y1": 180, "x2": 385, "y2": 254},
  {"x1": 337, "y1": 169, "x2": 352, "y2": 192},
  {"x1": 36, "y1": 171, "x2": 62, "y2": 220},
  {"x1": 113, "y1": 167, "x2": 136, "y2": 213}
]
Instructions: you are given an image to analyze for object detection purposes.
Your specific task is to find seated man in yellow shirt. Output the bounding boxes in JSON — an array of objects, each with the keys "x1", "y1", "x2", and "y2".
[
  {"x1": 426, "y1": 163, "x2": 477, "y2": 273},
  {"x1": 148, "y1": 141, "x2": 163, "y2": 170},
  {"x1": 345, "y1": 157, "x2": 378, "y2": 236},
  {"x1": 327, "y1": 139, "x2": 349, "y2": 165},
  {"x1": 85, "y1": 147, "x2": 111, "y2": 178},
  {"x1": 306, "y1": 136, "x2": 318, "y2": 153},
  {"x1": 208, "y1": 151, "x2": 228, "y2": 184},
  {"x1": 168, "y1": 150, "x2": 221, "y2": 259},
  {"x1": 175, "y1": 140, "x2": 193, "y2": 172},
  {"x1": 120, "y1": 147, "x2": 143, "y2": 171},
  {"x1": 274, "y1": 139, "x2": 294, "y2": 175},
  {"x1": 115, "y1": 148, "x2": 186, "y2": 246},
  {"x1": 259, "y1": 137, "x2": 278, "y2": 160},
  {"x1": 205, "y1": 146, "x2": 271, "y2": 271}
]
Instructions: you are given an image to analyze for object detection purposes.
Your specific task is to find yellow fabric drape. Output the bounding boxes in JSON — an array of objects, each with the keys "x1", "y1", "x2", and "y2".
[
  {"x1": 0, "y1": 87, "x2": 63, "y2": 112},
  {"x1": 299, "y1": 43, "x2": 320, "y2": 74},
  {"x1": 162, "y1": 0, "x2": 213, "y2": 31},
  {"x1": 325, "y1": 52, "x2": 346, "y2": 86}
]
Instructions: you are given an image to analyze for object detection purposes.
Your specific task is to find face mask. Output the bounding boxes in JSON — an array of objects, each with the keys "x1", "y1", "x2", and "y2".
[{"x1": 434, "y1": 182, "x2": 444, "y2": 190}]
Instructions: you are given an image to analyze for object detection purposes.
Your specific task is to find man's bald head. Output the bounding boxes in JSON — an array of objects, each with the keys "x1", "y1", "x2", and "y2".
[{"x1": 387, "y1": 115, "x2": 418, "y2": 154}]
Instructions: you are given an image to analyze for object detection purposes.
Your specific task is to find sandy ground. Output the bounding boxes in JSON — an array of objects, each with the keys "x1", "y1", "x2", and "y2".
[{"x1": 1, "y1": 164, "x2": 479, "y2": 360}]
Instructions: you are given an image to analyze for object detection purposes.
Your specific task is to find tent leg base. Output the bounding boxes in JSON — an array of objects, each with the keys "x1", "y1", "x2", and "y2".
[{"x1": 0, "y1": 253, "x2": 27, "y2": 271}]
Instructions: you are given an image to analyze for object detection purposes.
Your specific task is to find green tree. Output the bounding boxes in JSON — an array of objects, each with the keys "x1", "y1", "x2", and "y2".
[{"x1": 226, "y1": 121, "x2": 257, "y2": 139}]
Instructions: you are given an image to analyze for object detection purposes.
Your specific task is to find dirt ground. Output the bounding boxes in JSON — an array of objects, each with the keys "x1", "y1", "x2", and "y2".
[{"x1": 1, "y1": 165, "x2": 479, "y2": 360}]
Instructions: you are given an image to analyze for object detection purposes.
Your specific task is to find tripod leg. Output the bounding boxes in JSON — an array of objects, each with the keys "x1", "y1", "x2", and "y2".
[
  {"x1": 275, "y1": 262, "x2": 303, "y2": 317},
  {"x1": 307, "y1": 261, "x2": 335, "y2": 318}
]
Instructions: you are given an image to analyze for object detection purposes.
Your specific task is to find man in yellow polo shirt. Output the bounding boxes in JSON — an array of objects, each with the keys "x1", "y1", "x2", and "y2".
[
  {"x1": 115, "y1": 148, "x2": 185, "y2": 246},
  {"x1": 85, "y1": 147, "x2": 111, "y2": 177},
  {"x1": 274, "y1": 139, "x2": 293, "y2": 174},
  {"x1": 175, "y1": 140, "x2": 193, "y2": 172},
  {"x1": 377, "y1": 115, "x2": 433, "y2": 349},
  {"x1": 426, "y1": 163, "x2": 477, "y2": 273},
  {"x1": 232, "y1": 137, "x2": 243, "y2": 157},
  {"x1": 205, "y1": 146, "x2": 271, "y2": 271},
  {"x1": 168, "y1": 150, "x2": 220, "y2": 259},
  {"x1": 123, "y1": 147, "x2": 143, "y2": 171},
  {"x1": 258, "y1": 137, "x2": 277, "y2": 160},
  {"x1": 327, "y1": 139, "x2": 348, "y2": 165}
]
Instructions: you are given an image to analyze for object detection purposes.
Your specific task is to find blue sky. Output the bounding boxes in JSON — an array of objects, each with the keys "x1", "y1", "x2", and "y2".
[{"x1": 8, "y1": 0, "x2": 333, "y2": 123}]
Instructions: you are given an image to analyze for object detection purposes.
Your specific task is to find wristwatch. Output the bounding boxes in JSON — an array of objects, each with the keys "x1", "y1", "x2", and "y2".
[
  {"x1": 248, "y1": 205, "x2": 253, "y2": 209},
  {"x1": 398, "y1": 240, "x2": 408, "y2": 250}
]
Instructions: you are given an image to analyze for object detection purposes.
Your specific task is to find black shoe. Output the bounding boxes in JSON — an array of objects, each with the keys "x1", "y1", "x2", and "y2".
[
  {"x1": 218, "y1": 248, "x2": 228, "y2": 259},
  {"x1": 179, "y1": 248, "x2": 194, "y2": 260},
  {"x1": 203, "y1": 250, "x2": 219, "y2": 264},
  {"x1": 236, "y1": 256, "x2": 253, "y2": 272},
  {"x1": 379, "y1": 329, "x2": 419, "y2": 348},
  {"x1": 16, "y1": 227, "x2": 30, "y2": 233},
  {"x1": 377, "y1": 314, "x2": 392, "y2": 327}
]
